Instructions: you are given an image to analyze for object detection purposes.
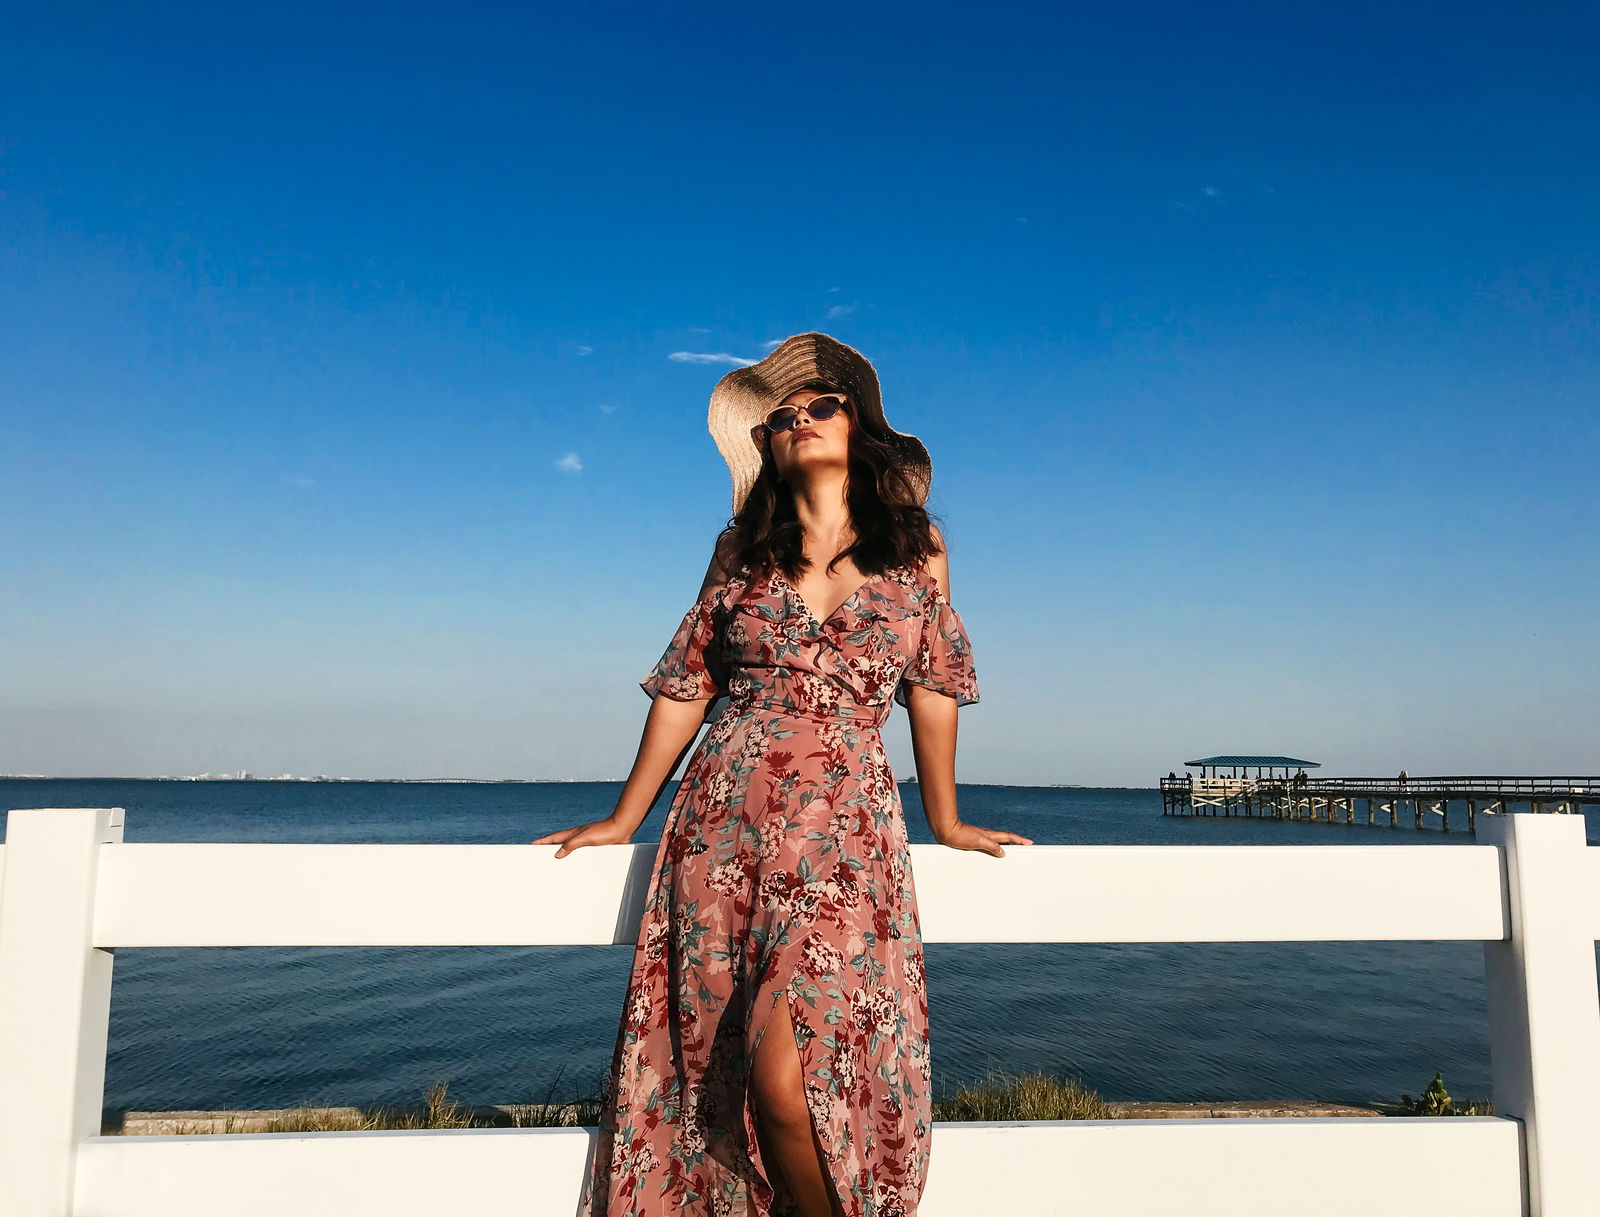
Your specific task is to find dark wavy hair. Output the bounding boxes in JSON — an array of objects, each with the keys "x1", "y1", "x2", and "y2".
[{"x1": 714, "y1": 380, "x2": 943, "y2": 582}]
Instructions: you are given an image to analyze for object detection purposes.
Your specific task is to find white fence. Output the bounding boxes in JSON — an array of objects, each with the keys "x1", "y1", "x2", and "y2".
[{"x1": 0, "y1": 807, "x2": 1597, "y2": 1217}]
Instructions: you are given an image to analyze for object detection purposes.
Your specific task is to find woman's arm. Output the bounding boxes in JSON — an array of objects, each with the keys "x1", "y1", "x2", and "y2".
[
  {"x1": 905, "y1": 542, "x2": 961, "y2": 839},
  {"x1": 905, "y1": 683, "x2": 961, "y2": 839},
  {"x1": 906, "y1": 537, "x2": 1033, "y2": 858},
  {"x1": 531, "y1": 692, "x2": 713, "y2": 856},
  {"x1": 608, "y1": 694, "x2": 714, "y2": 835},
  {"x1": 532, "y1": 542, "x2": 734, "y2": 856},
  {"x1": 611, "y1": 534, "x2": 742, "y2": 833}
]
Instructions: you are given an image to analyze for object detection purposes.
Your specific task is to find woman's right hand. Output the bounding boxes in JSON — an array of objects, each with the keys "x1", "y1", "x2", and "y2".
[{"x1": 530, "y1": 816, "x2": 634, "y2": 858}]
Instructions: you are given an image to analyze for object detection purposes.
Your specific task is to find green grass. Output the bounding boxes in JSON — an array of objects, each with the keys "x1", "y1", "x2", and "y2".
[
  {"x1": 932, "y1": 1068, "x2": 1116, "y2": 1121},
  {"x1": 118, "y1": 1068, "x2": 1487, "y2": 1134}
]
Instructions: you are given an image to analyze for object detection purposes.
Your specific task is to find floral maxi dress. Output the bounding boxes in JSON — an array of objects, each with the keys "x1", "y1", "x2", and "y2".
[{"x1": 576, "y1": 559, "x2": 979, "y2": 1217}]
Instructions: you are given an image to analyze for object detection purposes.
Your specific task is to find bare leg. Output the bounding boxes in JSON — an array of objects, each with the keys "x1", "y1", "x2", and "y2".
[{"x1": 750, "y1": 992, "x2": 847, "y2": 1217}]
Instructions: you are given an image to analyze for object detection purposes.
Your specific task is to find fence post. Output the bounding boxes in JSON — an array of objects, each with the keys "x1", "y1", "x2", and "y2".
[
  {"x1": 1477, "y1": 811, "x2": 1600, "y2": 1217},
  {"x1": 0, "y1": 807, "x2": 124, "y2": 1217}
]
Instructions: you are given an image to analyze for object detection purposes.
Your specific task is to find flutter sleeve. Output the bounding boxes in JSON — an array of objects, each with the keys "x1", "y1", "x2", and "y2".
[
  {"x1": 893, "y1": 581, "x2": 980, "y2": 708},
  {"x1": 640, "y1": 591, "x2": 727, "y2": 701}
]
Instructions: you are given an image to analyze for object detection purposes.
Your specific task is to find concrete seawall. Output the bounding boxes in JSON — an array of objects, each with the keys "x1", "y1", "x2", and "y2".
[{"x1": 105, "y1": 1098, "x2": 1389, "y2": 1135}]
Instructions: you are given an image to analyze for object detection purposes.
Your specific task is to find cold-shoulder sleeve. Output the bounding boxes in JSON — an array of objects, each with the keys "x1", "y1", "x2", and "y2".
[
  {"x1": 640, "y1": 590, "x2": 727, "y2": 701},
  {"x1": 893, "y1": 580, "x2": 980, "y2": 708}
]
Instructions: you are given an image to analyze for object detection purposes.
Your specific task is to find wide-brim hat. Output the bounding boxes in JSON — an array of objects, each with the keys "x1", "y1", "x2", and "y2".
[{"x1": 707, "y1": 332, "x2": 932, "y2": 515}]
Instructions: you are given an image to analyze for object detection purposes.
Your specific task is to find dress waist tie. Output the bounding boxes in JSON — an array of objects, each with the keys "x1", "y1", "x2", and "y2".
[{"x1": 728, "y1": 694, "x2": 891, "y2": 728}]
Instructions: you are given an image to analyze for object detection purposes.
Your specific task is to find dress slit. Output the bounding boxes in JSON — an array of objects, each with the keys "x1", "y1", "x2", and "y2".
[{"x1": 743, "y1": 968, "x2": 851, "y2": 1217}]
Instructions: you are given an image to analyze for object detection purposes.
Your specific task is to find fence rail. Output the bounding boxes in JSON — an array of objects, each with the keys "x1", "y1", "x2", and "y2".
[{"x1": 1, "y1": 807, "x2": 1597, "y2": 1216}]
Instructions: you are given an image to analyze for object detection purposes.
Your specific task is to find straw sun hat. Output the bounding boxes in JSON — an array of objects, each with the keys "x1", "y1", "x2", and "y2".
[{"x1": 706, "y1": 332, "x2": 932, "y2": 515}]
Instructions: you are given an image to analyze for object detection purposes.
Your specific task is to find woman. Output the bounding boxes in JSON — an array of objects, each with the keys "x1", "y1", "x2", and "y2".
[{"x1": 535, "y1": 332, "x2": 1032, "y2": 1217}]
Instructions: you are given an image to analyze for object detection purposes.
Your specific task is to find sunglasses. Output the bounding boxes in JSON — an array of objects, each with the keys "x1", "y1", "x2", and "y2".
[{"x1": 762, "y1": 394, "x2": 849, "y2": 433}]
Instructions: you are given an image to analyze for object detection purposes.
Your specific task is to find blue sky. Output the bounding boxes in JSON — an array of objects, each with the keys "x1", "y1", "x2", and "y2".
[{"x1": 2, "y1": 1, "x2": 1595, "y2": 785}]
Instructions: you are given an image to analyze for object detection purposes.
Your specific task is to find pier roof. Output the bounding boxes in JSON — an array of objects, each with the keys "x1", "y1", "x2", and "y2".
[{"x1": 1185, "y1": 755, "x2": 1320, "y2": 768}]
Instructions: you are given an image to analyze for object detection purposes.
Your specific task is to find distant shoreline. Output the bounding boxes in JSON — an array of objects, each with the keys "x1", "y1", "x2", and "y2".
[
  {"x1": 0, "y1": 775, "x2": 623, "y2": 785},
  {"x1": 0, "y1": 775, "x2": 1160, "y2": 790}
]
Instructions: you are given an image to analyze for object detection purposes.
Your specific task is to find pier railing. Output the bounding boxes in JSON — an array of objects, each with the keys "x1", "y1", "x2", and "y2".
[
  {"x1": 1297, "y1": 776, "x2": 1598, "y2": 795},
  {"x1": 1161, "y1": 775, "x2": 1600, "y2": 795},
  {"x1": 1163, "y1": 775, "x2": 1598, "y2": 826},
  {"x1": 1, "y1": 807, "x2": 1597, "y2": 1217}
]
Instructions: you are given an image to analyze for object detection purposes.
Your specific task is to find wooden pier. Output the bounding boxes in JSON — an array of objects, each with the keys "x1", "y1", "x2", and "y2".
[{"x1": 1162, "y1": 771, "x2": 1600, "y2": 831}]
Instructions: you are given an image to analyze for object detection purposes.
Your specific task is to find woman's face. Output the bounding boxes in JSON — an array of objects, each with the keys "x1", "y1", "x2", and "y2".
[{"x1": 764, "y1": 388, "x2": 853, "y2": 484}]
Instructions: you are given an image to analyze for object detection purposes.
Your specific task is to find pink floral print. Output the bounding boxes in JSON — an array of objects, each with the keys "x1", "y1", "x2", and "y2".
[{"x1": 577, "y1": 559, "x2": 978, "y2": 1217}]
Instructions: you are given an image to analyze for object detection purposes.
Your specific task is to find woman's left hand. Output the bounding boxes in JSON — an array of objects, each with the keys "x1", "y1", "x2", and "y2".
[{"x1": 935, "y1": 821, "x2": 1034, "y2": 858}]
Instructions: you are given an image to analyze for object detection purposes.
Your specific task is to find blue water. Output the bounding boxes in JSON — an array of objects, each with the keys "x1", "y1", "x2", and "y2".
[{"x1": 4, "y1": 778, "x2": 1595, "y2": 1116}]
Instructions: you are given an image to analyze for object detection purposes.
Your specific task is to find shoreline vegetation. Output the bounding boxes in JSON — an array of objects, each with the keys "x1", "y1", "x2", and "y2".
[{"x1": 103, "y1": 1070, "x2": 1491, "y2": 1136}]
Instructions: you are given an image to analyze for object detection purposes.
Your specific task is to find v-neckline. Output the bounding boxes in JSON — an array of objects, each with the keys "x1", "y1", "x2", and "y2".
[{"x1": 770, "y1": 567, "x2": 890, "y2": 629}]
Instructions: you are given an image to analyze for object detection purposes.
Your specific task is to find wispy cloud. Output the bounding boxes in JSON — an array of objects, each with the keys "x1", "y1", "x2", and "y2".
[
  {"x1": 597, "y1": 403, "x2": 618, "y2": 414},
  {"x1": 1173, "y1": 177, "x2": 1275, "y2": 212},
  {"x1": 824, "y1": 303, "x2": 856, "y2": 319},
  {"x1": 555, "y1": 452, "x2": 583, "y2": 474},
  {"x1": 283, "y1": 475, "x2": 317, "y2": 492},
  {"x1": 668, "y1": 351, "x2": 759, "y2": 367},
  {"x1": 762, "y1": 338, "x2": 786, "y2": 350},
  {"x1": 575, "y1": 344, "x2": 593, "y2": 356}
]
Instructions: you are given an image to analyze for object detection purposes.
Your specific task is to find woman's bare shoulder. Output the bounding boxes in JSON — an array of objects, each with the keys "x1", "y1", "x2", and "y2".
[
  {"x1": 697, "y1": 532, "x2": 744, "y2": 599},
  {"x1": 924, "y1": 524, "x2": 951, "y2": 597}
]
